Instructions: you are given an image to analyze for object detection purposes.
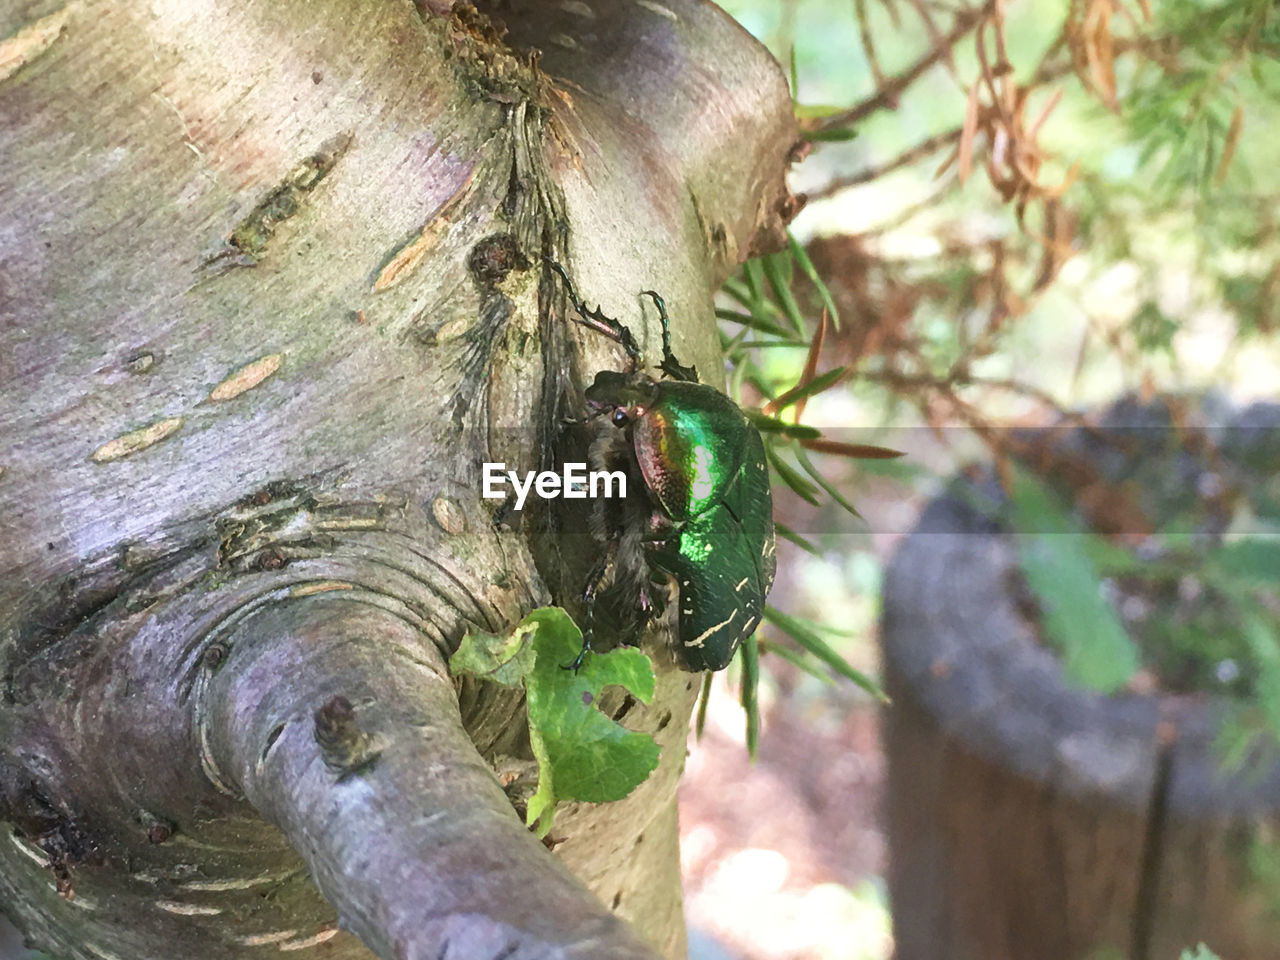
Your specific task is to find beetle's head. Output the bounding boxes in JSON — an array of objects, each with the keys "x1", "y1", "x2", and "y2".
[{"x1": 585, "y1": 370, "x2": 660, "y2": 429}]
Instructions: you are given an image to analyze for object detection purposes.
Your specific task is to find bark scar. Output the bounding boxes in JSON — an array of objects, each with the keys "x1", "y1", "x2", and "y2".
[
  {"x1": 0, "y1": 5, "x2": 75, "y2": 83},
  {"x1": 201, "y1": 132, "x2": 354, "y2": 274}
]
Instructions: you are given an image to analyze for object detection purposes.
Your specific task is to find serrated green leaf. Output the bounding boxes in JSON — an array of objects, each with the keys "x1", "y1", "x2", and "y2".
[
  {"x1": 522, "y1": 610, "x2": 659, "y2": 836},
  {"x1": 452, "y1": 607, "x2": 660, "y2": 837},
  {"x1": 1009, "y1": 472, "x2": 1139, "y2": 694}
]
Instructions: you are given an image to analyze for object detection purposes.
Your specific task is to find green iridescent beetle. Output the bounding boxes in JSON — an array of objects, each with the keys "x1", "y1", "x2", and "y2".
[{"x1": 549, "y1": 261, "x2": 777, "y2": 672}]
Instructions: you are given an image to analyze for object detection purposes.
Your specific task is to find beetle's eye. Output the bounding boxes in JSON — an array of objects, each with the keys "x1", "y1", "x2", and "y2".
[{"x1": 612, "y1": 409, "x2": 629, "y2": 427}]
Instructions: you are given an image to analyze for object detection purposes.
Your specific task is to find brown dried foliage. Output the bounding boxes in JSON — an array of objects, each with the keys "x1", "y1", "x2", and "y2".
[{"x1": 793, "y1": 0, "x2": 1173, "y2": 492}]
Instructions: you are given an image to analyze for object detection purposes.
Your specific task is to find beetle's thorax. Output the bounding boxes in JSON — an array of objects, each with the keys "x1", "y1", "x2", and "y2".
[{"x1": 584, "y1": 370, "x2": 660, "y2": 415}]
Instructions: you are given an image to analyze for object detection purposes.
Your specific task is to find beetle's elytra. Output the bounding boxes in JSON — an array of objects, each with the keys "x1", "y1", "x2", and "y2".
[{"x1": 549, "y1": 261, "x2": 777, "y2": 672}]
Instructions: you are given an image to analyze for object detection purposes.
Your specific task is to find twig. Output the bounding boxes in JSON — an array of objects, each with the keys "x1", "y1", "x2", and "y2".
[
  {"x1": 854, "y1": 0, "x2": 889, "y2": 89},
  {"x1": 808, "y1": 126, "x2": 964, "y2": 198},
  {"x1": 816, "y1": 2, "x2": 993, "y2": 133}
]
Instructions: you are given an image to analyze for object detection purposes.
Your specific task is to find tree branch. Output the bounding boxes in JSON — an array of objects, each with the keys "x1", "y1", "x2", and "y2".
[
  {"x1": 816, "y1": 2, "x2": 992, "y2": 133},
  {"x1": 201, "y1": 595, "x2": 662, "y2": 960}
]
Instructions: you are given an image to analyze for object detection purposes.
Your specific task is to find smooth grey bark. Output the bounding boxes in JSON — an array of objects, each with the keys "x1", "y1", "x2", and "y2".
[{"x1": 0, "y1": 1, "x2": 798, "y2": 958}]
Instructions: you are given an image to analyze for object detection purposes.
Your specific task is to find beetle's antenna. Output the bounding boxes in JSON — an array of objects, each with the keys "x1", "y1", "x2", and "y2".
[
  {"x1": 642, "y1": 290, "x2": 699, "y2": 383},
  {"x1": 545, "y1": 258, "x2": 643, "y2": 369}
]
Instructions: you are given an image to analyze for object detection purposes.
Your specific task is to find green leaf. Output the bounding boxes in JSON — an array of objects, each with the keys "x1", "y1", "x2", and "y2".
[
  {"x1": 793, "y1": 102, "x2": 848, "y2": 119},
  {"x1": 1180, "y1": 945, "x2": 1222, "y2": 960},
  {"x1": 740, "y1": 634, "x2": 761, "y2": 761},
  {"x1": 1130, "y1": 301, "x2": 1178, "y2": 354},
  {"x1": 720, "y1": 277, "x2": 756, "y2": 309},
  {"x1": 1239, "y1": 606, "x2": 1280, "y2": 739},
  {"x1": 744, "y1": 410, "x2": 823, "y2": 438},
  {"x1": 729, "y1": 352, "x2": 749, "y2": 404},
  {"x1": 795, "y1": 447, "x2": 865, "y2": 520},
  {"x1": 759, "y1": 637, "x2": 834, "y2": 684},
  {"x1": 1009, "y1": 472, "x2": 1140, "y2": 694},
  {"x1": 715, "y1": 307, "x2": 797, "y2": 340},
  {"x1": 774, "y1": 521, "x2": 821, "y2": 555},
  {"x1": 1215, "y1": 709, "x2": 1263, "y2": 772},
  {"x1": 450, "y1": 607, "x2": 660, "y2": 836},
  {"x1": 694, "y1": 671, "x2": 713, "y2": 739},
  {"x1": 767, "y1": 367, "x2": 850, "y2": 414},
  {"x1": 742, "y1": 258, "x2": 767, "y2": 304},
  {"x1": 766, "y1": 446, "x2": 822, "y2": 505},
  {"x1": 1080, "y1": 535, "x2": 1145, "y2": 576},
  {"x1": 761, "y1": 251, "x2": 808, "y2": 335},
  {"x1": 1211, "y1": 536, "x2": 1280, "y2": 584},
  {"x1": 448, "y1": 620, "x2": 537, "y2": 686},
  {"x1": 801, "y1": 127, "x2": 858, "y2": 142},
  {"x1": 787, "y1": 232, "x2": 841, "y2": 329},
  {"x1": 763, "y1": 606, "x2": 888, "y2": 700}
]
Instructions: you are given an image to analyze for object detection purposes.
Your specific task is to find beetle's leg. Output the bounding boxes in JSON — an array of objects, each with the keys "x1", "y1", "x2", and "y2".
[
  {"x1": 642, "y1": 290, "x2": 699, "y2": 383},
  {"x1": 546, "y1": 259, "x2": 644, "y2": 370},
  {"x1": 566, "y1": 549, "x2": 613, "y2": 672}
]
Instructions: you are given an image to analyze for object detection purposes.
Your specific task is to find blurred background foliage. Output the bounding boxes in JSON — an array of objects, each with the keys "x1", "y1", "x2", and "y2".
[{"x1": 682, "y1": 0, "x2": 1280, "y2": 957}]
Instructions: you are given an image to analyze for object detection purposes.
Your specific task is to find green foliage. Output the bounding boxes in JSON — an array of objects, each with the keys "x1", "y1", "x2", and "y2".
[
  {"x1": 1008, "y1": 469, "x2": 1140, "y2": 693},
  {"x1": 1180, "y1": 944, "x2": 1223, "y2": 960},
  {"x1": 1003, "y1": 463, "x2": 1280, "y2": 759},
  {"x1": 1245, "y1": 825, "x2": 1280, "y2": 921},
  {"x1": 1214, "y1": 537, "x2": 1280, "y2": 585},
  {"x1": 739, "y1": 634, "x2": 761, "y2": 759},
  {"x1": 721, "y1": 235, "x2": 891, "y2": 539},
  {"x1": 719, "y1": 0, "x2": 1280, "y2": 762},
  {"x1": 763, "y1": 605, "x2": 886, "y2": 702},
  {"x1": 449, "y1": 608, "x2": 659, "y2": 836},
  {"x1": 711, "y1": 235, "x2": 895, "y2": 747},
  {"x1": 1127, "y1": 0, "x2": 1278, "y2": 192}
]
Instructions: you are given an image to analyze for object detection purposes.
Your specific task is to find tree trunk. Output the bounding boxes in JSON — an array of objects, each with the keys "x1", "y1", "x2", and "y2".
[
  {"x1": 882, "y1": 493, "x2": 1280, "y2": 960},
  {"x1": 0, "y1": 2, "x2": 798, "y2": 958}
]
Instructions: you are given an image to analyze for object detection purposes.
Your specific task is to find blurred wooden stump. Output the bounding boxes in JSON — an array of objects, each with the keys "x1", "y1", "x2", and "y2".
[{"x1": 880, "y1": 491, "x2": 1280, "y2": 960}]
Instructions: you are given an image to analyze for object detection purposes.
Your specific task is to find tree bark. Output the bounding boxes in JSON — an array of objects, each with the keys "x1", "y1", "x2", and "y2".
[{"x1": 0, "y1": 1, "x2": 798, "y2": 958}]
